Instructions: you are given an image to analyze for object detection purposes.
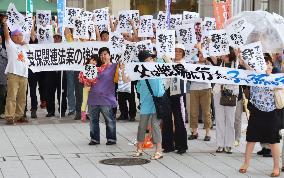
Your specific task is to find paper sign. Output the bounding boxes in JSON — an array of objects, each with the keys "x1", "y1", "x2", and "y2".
[
  {"x1": 84, "y1": 64, "x2": 97, "y2": 79},
  {"x1": 6, "y1": 3, "x2": 25, "y2": 31},
  {"x1": 37, "y1": 25, "x2": 53, "y2": 43},
  {"x1": 241, "y1": 41, "x2": 267, "y2": 73},
  {"x1": 135, "y1": 40, "x2": 153, "y2": 60},
  {"x1": 64, "y1": 7, "x2": 82, "y2": 28},
  {"x1": 209, "y1": 29, "x2": 229, "y2": 56},
  {"x1": 183, "y1": 11, "x2": 199, "y2": 21},
  {"x1": 36, "y1": 10, "x2": 51, "y2": 26},
  {"x1": 156, "y1": 30, "x2": 175, "y2": 58},
  {"x1": 109, "y1": 32, "x2": 125, "y2": 54},
  {"x1": 138, "y1": 15, "x2": 154, "y2": 38},
  {"x1": 94, "y1": 7, "x2": 109, "y2": 25},
  {"x1": 156, "y1": 11, "x2": 166, "y2": 30}
]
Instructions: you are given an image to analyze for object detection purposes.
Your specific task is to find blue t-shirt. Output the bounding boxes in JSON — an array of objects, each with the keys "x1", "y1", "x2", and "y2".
[{"x1": 136, "y1": 79, "x2": 165, "y2": 114}]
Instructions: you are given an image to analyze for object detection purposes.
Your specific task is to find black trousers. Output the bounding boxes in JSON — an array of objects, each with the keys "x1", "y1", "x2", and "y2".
[
  {"x1": 117, "y1": 82, "x2": 137, "y2": 119},
  {"x1": 74, "y1": 71, "x2": 83, "y2": 114},
  {"x1": 162, "y1": 91, "x2": 188, "y2": 151},
  {"x1": 45, "y1": 71, "x2": 67, "y2": 114},
  {"x1": 0, "y1": 85, "x2": 6, "y2": 114},
  {"x1": 170, "y1": 94, "x2": 188, "y2": 151},
  {"x1": 28, "y1": 69, "x2": 46, "y2": 111}
]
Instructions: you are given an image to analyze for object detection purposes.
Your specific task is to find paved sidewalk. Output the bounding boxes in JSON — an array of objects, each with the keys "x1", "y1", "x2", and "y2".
[{"x1": 0, "y1": 114, "x2": 282, "y2": 178}]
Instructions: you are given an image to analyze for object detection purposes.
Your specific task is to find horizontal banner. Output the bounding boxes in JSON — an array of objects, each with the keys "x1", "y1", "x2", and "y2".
[
  {"x1": 24, "y1": 41, "x2": 108, "y2": 72},
  {"x1": 125, "y1": 62, "x2": 284, "y2": 88}
]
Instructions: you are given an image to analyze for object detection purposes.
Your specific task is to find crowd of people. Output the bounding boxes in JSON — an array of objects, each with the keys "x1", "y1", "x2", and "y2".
[{"x1": 0, "y1": 12, "x2": 284, "y2": 177}]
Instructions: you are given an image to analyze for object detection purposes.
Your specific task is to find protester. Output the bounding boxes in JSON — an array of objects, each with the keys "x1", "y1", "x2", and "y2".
[
  {"x1": 2, "y1": 17, "x2": 29, "y2": 124},
  {"x1": 239, "y1": 57, "x2": 281, "y2": 177},
  {"x1": 45, "y1": 30, "x2": 67, "y2": 118},
  {"x1": 78, "y1": 54, "x2": 101, "y2": 121},
  {"x1": 162, "y1": 44, "x2": 188, "y2": 154},
  {"x1": 88, "y1": 47, "x2": 119, "y2": 145},
  {"x1": 122, "y1": 50, "x2": 163, "y2": 159},
  {"x1": 212, "y1": 47, "x2": 239, "y2": 154},
  {"x1": 0, "y1": 34, "x2": 7, "y2": 119},
  {"x1": 188, "y1": 51, "x2": 212, "y2": 141}
]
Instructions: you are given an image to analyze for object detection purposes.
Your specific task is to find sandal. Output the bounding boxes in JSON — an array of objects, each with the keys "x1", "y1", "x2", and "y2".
[
  {"x1": 271, "y1": 170, "x2": 280, "y2": 177},
  {"x1": 151, "y1": 152, "x2": 163, "y2": 160},
  {"x1": 239, "y1": 164, "x2": 249, "y2": 174},
  {"x1": 132, "y1": 149, "x2": 143, "y2": 157}
]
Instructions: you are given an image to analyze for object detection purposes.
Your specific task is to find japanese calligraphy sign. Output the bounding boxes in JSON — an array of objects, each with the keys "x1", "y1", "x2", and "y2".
[
  {"x1": 84, "y1": 64, "x2": 97, "y2": 79},
  {"x1": 93, "y1": 7, "x2": 109, "y2": 25},
  {"x1": 176, "y1": 23, "x2": 198, "y2": 61},
  {"x1": 135, "y1": 40, "x2": 153, "y2": 60},
  {"x1": 37, "y1": 25, "x2": 53, "y2": 43},
  {"x1": 138, "y1": 15, "x2": 154, "y2": 38},
  {"x1": 122, "y1": 41, "x2": 136, "y2": 63},
  {"x1": 73, "y1": 17, "x2": 89, "y2": 39},
  {"x1": 117, "y1": 10, "x2": 136, "y2": 33},
  {"x1": 88, "y1": 21, "x2": 96, "y2": 40},
  {"x1": 183, "y1": 11, "x2": 199, "y2": 21},
  {"x1": 96, "y1": 24, "x2": 110, "y2": 33},
  {"x1": 24, "y1": 41, "x2": 107, "y2": 72},
  {"x1": 130, "y1": 10, "x2": 140, "y2": 28},
  {"x1": 226, "y1": 18, "x2": 255, "y2": 47},
  {"x1": 209, "y1": 29, "x2": 229, "y2": 56},
  {"x1": 22, "y1": 15, "x2": 33, "y2": 35},
  {"x1": 203, "y1": 17, "x2": 216, "y2": 32},
  {"x1": 125, "y1": 62, "x2": 284, "y2": 88},
  {"x1": 64, "y1": 7, "x2": 82, "y2": 28},
  {"x1": 201, "y1": 31, "x2": 210, "y2": 58},
  {"x1": 241, "y1": 41, "x2": 267, "y2": 73},
  {"x1": 156, "y1": 11, "x2": 166, "y2": 30},
  {"x1": 156, "y1": 30, "x2": 175, "y2": 58},
  {"x1": 170, "y1": 14, "x2": 182, "y2": 30},
  {"x1": 213, "y1": 0, "x2": 232, "y2": 29},
  {"x1": 80, "y1": 10, "x2": 94, "y2": 21},
  {"x1": 109, "y1": 32, "x2": 125, "y2": 54},
  {"x1": 36, "y1": 10, "x2": 51, "y2": 26},
  {"x1": 6, "y1": 3, "x2": 25, "y2": 31}
]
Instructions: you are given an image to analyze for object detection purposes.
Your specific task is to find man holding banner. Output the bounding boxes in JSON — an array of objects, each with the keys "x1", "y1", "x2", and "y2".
[{"x1": 2, "y1": 17, "x2": 29, "y2": 124}]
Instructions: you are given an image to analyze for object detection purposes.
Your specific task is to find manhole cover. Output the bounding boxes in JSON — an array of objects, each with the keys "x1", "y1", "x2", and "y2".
[{"x1": 100, "y1": 158, "x2": 150, "y2": 166}]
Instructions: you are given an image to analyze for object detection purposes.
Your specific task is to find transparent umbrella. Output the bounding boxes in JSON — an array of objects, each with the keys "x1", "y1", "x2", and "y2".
[{"x1": 225, "y1": 11, "x2": 284, "y2": 53}]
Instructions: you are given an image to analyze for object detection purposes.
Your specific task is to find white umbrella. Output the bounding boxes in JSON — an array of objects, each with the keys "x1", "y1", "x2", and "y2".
[{"x1": 225, "y1": 11, "x2": 284, "y2": 53}]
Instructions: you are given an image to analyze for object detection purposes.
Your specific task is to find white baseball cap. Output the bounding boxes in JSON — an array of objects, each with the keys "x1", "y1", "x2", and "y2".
[{"x1": 175, "y1": 43, "x2": 185, "y2": 51}]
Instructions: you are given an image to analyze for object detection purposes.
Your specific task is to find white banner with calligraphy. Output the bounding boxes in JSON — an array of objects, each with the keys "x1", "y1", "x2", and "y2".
[
  {"x1": 24, "y1": 41, "x2": 108, "y2": 72},
  {"x1": 125, "y1": 62, "x2": 284, "y2": 88}
]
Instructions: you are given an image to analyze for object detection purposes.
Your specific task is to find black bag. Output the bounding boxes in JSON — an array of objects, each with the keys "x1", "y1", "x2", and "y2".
[
  {"x1": 145, "y1": 80, "x2": 171, "y2": 120},
  {"x1": 220, "y1": 85, "x2": 237, "y2": 106}
]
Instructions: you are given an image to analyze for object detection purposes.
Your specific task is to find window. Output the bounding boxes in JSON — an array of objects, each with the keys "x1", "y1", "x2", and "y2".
[{"x1": 130, "y1": 0, "x2": 198, "y2": 16}]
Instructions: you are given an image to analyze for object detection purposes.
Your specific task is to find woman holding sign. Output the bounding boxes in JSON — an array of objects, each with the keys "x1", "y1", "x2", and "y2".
[
  {"x1": 88, "y1": 47, "x2": 119, "y2": 146},
  {"x1": 239, "y1": 56, "x2": 281, "y2": 177}
]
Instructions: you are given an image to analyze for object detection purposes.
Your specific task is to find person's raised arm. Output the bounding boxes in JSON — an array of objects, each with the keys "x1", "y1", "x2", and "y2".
[
  {"x1": 130, "y1": 19, "x2": 138, "y2": 42},
  {"x1": 95, "y1": 26, "x2": 101, "y2": 41}
]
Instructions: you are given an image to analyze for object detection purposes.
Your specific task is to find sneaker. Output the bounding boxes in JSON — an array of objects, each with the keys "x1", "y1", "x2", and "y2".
[
  {"x1": 257, "y1": 148, "x2": 266, "y2": 155},
  {"x1": 81, "y1": 112, "x2": 86, "y2": 122},
  {"x1": 216, "y1": 147, "x2": 224, "y2": 153},
  {"x1": 234, "y1": 140, "x2": 240, "y2": 147},
  {"x1": 106, "y1": 141, "x2": 116, "y2": 145},
  {"x1": 225, "y1": 147, "x2": 233, "y2": 154},
  {"x1": 68, "y1": 110, "x2": 75, "y2": 116},
  {"x1": 46, "y1": 113, "x2": 55, "y2": 117},
  {"x1": 89, "y1": 140, "x2": 100, "y2": 145},
  {"x1": 262, "y1": 148, "x2": 272, "y2": 157},
  {"x1": 31, "y1": 110, "x2": 37, "y2": 118}
]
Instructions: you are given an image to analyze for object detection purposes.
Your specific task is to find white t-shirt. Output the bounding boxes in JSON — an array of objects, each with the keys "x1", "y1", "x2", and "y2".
[{"x1": 5, "y1": 39, "x2": 29, "y2": 78}]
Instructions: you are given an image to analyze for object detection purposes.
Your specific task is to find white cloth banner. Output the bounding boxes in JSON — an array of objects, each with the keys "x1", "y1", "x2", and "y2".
[
  {"x1": 125, "y1": 62, "x2": 284, "y2": 88},
  {"x1": 226, "y1": 18, "x2": 255, "y2": 47},
  {"x1": 156, "y1": 30, "x2": 175, "y2": 58},
  {"x1": 209, "y1": 29, "x2": 230, "y2": 56},
  {"x1": 138, "y1": 15, "x2": 154, "y2": 37},
  {"x1": 24, "y1": 41, "x2": 108, "y2": 72},
  {"x1": 36, "y1": 10, "x2": 51, "y2": 26},
  {"x1": 241, "y1": 41, "x2": 267, "y2": 73}
]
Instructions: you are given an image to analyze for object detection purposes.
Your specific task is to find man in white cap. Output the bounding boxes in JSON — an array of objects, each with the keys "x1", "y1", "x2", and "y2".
[{"x1": 1, "y1": 17, "x2": 29, "y2": 124}]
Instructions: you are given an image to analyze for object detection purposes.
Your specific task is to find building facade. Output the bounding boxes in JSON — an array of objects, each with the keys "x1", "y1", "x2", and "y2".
[{"x1": 48, "y1": 0, "x2": 284, "y2": 17}]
